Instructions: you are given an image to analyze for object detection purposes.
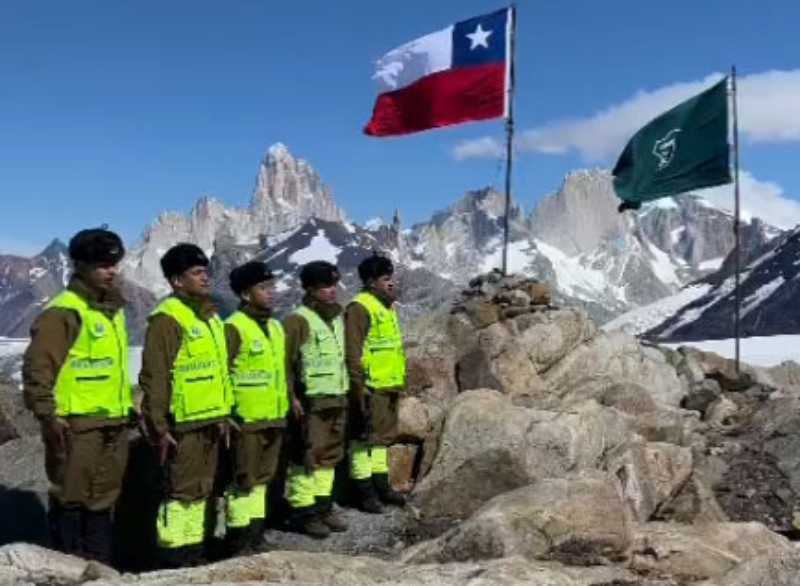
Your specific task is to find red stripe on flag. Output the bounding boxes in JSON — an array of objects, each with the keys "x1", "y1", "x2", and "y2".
[{"x1": 364, "y1": 63, "x2": 506, "y2": 137}]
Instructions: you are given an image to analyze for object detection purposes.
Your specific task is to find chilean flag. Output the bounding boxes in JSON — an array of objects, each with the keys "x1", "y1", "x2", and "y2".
[{"x1": 364, "y1": 8, "x2": 512, "y2": 137}]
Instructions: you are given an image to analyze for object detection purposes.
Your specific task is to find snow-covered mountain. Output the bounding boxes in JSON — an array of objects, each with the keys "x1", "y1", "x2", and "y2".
[
  {"x1": 403, "y1": 169, "x2": 778, "y2": 323},
  {"x1": 614, "y1": 227, "x2": 800, "y2": 342},
  {"x1": 0, "y1": 143, "x2": 784, "y2": 342},
  {"x1": 121, "y1": 143, "x2": 346, "y2": 297},
  {"x1": 0, "y1": 240, "x2": 156, "y2": 342}
]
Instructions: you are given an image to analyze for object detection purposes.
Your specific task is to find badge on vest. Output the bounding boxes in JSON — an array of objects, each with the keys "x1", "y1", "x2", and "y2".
[
  {"x1": 190, "y1": 325, "x2": 203, "y2": 338},
  {"x1": 251, "y1": 339, "x2": 264, "y2": 352},
  {"x1": 92, "y1": 322, "x2": 106, "y2": 337}
]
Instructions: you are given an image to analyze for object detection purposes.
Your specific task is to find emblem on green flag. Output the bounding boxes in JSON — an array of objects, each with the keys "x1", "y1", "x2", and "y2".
[{"x1": 613, "y1": 78, "x2": 731, "y2": 211}]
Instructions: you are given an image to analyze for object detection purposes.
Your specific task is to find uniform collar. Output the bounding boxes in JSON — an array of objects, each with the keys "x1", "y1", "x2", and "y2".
[
  {"x1": 240, "y1": 302, "x2": 272, "y2": 323},
  {"x1": 68, "y1": 275, "x2": 126, "y2": 313},
  {"x1": 174, "y1": 293, "x2": 217, "y2": 320},
  {"x1": 302, "y1": 293, "x2": 342, "y2": 322}
]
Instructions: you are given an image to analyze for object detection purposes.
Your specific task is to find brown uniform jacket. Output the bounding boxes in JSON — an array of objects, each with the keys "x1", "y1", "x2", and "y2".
[
  {"x1": 22, "y1": 276, "x2": 128, "y2": 431},
  {"x1": 344, "y1": 290, "x2": 404, "y2": 396},
  {"x1": 282, "y1": 296, "x2": 347, "y2": 412},
  {"x1": 139, "y1": 294, "x2": 225, "y2": 438},
  {"x1": 224, "y1": 304, "x2": 287, "y2": 430}
]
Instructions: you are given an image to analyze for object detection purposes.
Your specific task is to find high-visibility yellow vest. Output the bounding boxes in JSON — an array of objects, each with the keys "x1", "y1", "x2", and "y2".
[
  {"x1": 150, "y1": 297, "x2": 231, "y2": 423},
  {"x1": 352, "y1": 292, "x2": 406, "y2": 390},
  {"x1": 226, "y1": 311, "x2": 288, "y2": 423},
  {"x1": 294, "y1": 306, "x2": 348, "y2": 397},
  {"x1": 49, "y1": 290, "x2": 132, "y2": 418}
]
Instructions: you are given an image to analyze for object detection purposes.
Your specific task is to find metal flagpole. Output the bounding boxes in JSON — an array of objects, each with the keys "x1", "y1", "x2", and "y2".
[
  {"x1": 731, "y1": 66, "x2": 742, "y2": 374},
  {"x1": 501, "y1": 4, "x2": 517, "y2": 276}
]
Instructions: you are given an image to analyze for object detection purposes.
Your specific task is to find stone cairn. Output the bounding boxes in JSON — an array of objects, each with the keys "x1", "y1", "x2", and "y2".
[{"x1": 450, "y1": 269, "x2": 553, "y2": 327}]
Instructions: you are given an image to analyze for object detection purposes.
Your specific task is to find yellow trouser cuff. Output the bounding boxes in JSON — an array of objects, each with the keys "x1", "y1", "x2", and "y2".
[
  {"x1": 287, "y1": 466, "x2": 317, "y2": 509},
  {"x1": 314, "y1": 467, "x2": 335, "y2": 498},
  {"x1": 226, "y1": 484, "x2": 267, "y2": 529},
  {"x1": 156, "y1": 499, "x2": 206, "y2": 549},
  {"x1": 349, "y1": 441, "x2": 372, "y2": 480},
  {"x1": 371, "y1": 445, "x2": 389, "y2": 474}
]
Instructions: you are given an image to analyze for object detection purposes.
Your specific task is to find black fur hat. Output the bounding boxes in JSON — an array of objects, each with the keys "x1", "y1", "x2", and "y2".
[
  {"x1": 358, "y1": 253, "x2": 394, "y2": 283},
  {"x1": 160, "y1": 243, "x2": 209, "y2": 279},
  {"x1": 68, "y1": 227, "x2": 125, "y2": 265},
  {"x1": 229, "y1": 261, "x2": 274, "y2": 295},
  {"x1": 299, "y1": 261, "x2": 340, "y2": 289}
]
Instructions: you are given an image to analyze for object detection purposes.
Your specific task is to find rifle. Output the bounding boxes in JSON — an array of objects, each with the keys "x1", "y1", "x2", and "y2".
[
  {"x1": 360, "y1": 391, "x2": 373, "y2": 457},
  {"x1": 159, "y1": 434, "x2": 176, "y2": 527}
]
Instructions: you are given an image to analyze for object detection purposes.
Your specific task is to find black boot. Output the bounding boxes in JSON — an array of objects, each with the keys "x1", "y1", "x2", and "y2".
[
  {"x1": 316, "y1": 497, "x2": 348, "y2": 532},
  {"x1": 247, "y1": 519, "x2": 268, "y2": 552},
  {"x1": 158, "y1": 546, "x2": 189, "y2": 569},
  {"x1": 287, "y1": 506, "x2": 330, "y2": 539},
  {"x1": 224, "y1": 526, "x2": 252, "y2": 557},
  {"x1": 373, "y1": 473, "x2": 407, "y2": 507},
  {"x1": 352, "y1": 479, "x2": 383, "y2": 514},
  {"x1": 83, "y1": 510, "x2": 114, "y2": 566},
  {"x1": 52, "y1": 506, "x2": 84, "y2": 557}
]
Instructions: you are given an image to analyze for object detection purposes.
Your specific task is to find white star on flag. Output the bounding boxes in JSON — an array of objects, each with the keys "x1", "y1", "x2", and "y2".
[{"x1": 466, "y1": 24, "x2": 492, "y2": 50}]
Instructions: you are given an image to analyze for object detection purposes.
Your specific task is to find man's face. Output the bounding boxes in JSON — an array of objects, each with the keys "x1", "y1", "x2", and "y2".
[
  {"x1": 171, "y1": 266, "x2": 210, "y2": 297},
  {"x1": 81, "y1": 262, "x2": 119, "y2": 293},
  {"x1": 371, "y1": 274, "x2": 396, "y2": 301},
  {"x1": 243, "y1": 280, "x2": 275, "y2": 310},
  {"x1": 311, "y1": 283, "x2": 338, "y2": 304}
]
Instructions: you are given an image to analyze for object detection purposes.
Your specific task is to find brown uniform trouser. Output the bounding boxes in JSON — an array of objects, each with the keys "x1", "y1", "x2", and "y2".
[
  {"x1": 156, "y1": 425, "x2": 222, "y2": 550},
  {"x1": 304, "y1": 406, "x2": 347, "y2": 470},
  {"x1": 167, "y1": 426, "x2": 221, "y2": 501},
  {"x1": 349, "y1": 391, "x2": 400, "y2": 446},
  {"x1": 44, "y1": 423, "x2": 129, "y2": 511},
  {"x1": 287, "y1": 404, "x2": 347, "y2": 509},
  {"x1": 230, "y1": 427, "x2": 283, "y2": 490}
]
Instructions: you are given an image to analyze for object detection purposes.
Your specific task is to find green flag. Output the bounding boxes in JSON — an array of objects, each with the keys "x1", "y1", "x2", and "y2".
[{"x1": 612, "y1": 78, "x2": 731, "y2": 211}]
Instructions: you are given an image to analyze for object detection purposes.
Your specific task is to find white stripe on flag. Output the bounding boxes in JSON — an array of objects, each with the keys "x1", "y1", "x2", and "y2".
[{"x1": 372, "y1": 25, "x2": 453, "y2": 94}]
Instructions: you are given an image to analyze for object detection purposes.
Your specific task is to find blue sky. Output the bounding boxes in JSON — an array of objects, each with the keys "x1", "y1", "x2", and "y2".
[{"x1": 2, "y1": 1, "x2": 800, "y2": 255}]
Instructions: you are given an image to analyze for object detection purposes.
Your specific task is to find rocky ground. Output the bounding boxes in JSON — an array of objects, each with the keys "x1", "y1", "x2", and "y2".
[{"x1": 4, "y1": 271, "x2": 800, "y2": 585}]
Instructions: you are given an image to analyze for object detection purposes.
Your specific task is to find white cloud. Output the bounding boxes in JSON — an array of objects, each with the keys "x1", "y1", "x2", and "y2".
[
  {"x1": 698, "y1": 171, "x2": 800, "y2": 231},
  {"x1": 454, "y1": 69, "x2": 800, "y2": 161}
]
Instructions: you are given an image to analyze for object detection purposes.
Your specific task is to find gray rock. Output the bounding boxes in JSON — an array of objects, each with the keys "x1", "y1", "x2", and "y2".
[
  {"x1": 612, "y1": 441, "x2": 693, "y2": 522},
  {"x1": 404, "y1": 472, "x2": 631, "y2": 566},
  {"x1": 630, "y1": 522, "x2": 793, "y2": 581},
  {"x1": 0, "y1": 437, "x2": 48, "y2": 546},
  {"x1": 709, "y1": 551, "x2": 800, "y2": 586},
  {"x1": 412, "y1": 391, "x2": 633, "y2": 519}
]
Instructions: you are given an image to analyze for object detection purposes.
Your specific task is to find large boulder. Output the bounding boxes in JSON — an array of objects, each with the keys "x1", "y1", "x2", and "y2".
[
  {"x1": 706, "y1": 552, "x2": 800, "y2": 586},
  {"x1": 0, "y1": 382, "x2": 38, "y2": 446},
  {"x1": 612, "y1": 441, "x2": 693, "y2": 522},
  {"x1": 0, "y1": 436, "x2": 48, "y2": 546},
  {"x1": 452, "y1": 307, "x2": 596, "y2": 397},
  {"x1": 0, "y1": 543, "x2": 118, "y2": 584},
  {"x1": 397, "y1": 397, "x2": 444, "y2": 479},
  {"x1": 412, "y1": 390, "x2": 633, "y2": 519},
  {"x1": 630, "y1": 522, "x2": 793, "y2": 581},
  {"x1": 0, "y1": 541, "x2": 724, "y2": 586},
  {"x1": 403, "y1": 472, "x2": 631, "y2": 566},
  {"x1": 541, "y1": 333, "x2": 687, "y2": 409}
]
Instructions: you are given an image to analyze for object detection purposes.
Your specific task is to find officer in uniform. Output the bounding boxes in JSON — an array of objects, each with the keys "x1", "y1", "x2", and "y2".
[
  {"x1": 139, "y1": 243, "x2": 232, "y2": 568},
  {"x1": 282, "y1": 261, "x2": 349, "y2": 539},
  {"x1": 23, "y1": 227, "x2": 132, "y2": 565},
  {"x1": 223, "y1": 261, "x2": 289, "y2": 555},
  {"x1": 346, "y1": 254, "x2": 407, "y2": 512}
]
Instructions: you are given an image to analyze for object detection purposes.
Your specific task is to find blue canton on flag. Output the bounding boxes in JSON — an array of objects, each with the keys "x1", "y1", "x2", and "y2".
[{"x1": 451, "y1": 8, "x2": 508, "y2": 68}]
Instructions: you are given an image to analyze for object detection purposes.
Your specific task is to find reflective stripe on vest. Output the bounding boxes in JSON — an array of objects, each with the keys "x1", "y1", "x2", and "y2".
[
  {"x1": 226, "y1": 311, "x2": 288, "y2": 423},
  {"x1": 294, "y1": 306, "x2": 348, "y2": 397},
  {"x1": 48, "y1": 290, "x2": 132, "y2": 418},
  {"x1": 352, "y1": 292, "x2": 406, "y2": 390},
  {"x1": 150, "y1": 297, "x2": 231, "y2": 423}
]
